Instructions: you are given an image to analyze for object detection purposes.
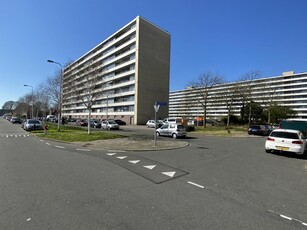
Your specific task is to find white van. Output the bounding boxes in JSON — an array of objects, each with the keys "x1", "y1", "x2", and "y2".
[{"x1": 163, "y1": 117, "x2": 182, "y2": 125}]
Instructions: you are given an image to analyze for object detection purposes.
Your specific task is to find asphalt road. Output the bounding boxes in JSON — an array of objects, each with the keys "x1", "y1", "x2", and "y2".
[{"x1": 1, "y1": 119, "x2": 307, "y2": 229}]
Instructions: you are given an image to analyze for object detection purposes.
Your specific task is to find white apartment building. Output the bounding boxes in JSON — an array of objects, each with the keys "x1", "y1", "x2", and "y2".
[
  {"x1": 62, "y1": 16, "x2": 170, "y2": 124},
  {"x1": 169, "y1": 71, "x2": 307, "y2": 120}
]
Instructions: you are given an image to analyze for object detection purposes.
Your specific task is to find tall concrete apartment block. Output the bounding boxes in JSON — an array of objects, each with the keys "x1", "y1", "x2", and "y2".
[
  {"x1": 169, "y1": 71, "x2": 307, "y2": 120},
  {"x1": 62, "y1": 16, "x2": 170, "y2": 124}
]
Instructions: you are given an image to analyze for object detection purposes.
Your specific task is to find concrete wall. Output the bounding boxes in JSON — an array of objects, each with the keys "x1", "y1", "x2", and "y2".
[{"x1": 135, "y1": 17, "x2": 171, "y2": 124}]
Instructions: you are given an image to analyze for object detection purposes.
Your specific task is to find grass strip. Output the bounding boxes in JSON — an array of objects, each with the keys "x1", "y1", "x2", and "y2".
[{"x1": 36, "y1": 123, "x2": 125, "y2": 142}]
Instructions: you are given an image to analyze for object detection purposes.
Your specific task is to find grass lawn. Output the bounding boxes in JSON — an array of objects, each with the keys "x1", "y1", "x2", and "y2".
[
  {"x1": 193, "y1": 125, "x2": 247, "y2": 136},
  {"x1": 35, "y1": 123, "x2": 125, "y2": 142}
]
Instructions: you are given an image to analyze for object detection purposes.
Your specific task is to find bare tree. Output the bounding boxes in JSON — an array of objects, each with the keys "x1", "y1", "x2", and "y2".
[
  {"x1": 41, "y1": 70, "x2": 61, "y2": 110},
  {"x1": 188, "y1": 72, "x2": 224, "y2": 127},
  {"x1": 220, "y1": 82, "x2": 240, "y2": 128},
  {"x1": 238, "y1": 71, "x2": 261, "y2": 126},
  {"x1": 68, "y1": 61, "x2": 106, "y2": 134},
  {"x1": 260, "y1": 80, "x2": 277, "y2": 124}
]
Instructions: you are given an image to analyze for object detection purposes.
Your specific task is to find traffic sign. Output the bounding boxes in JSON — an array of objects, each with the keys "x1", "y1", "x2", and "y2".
[{"x1": 157, "y1": 102, "x2": 168, "y2": 106}]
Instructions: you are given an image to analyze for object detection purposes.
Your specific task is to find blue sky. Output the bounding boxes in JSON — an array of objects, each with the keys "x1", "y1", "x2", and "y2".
[{"x1": 1, "y1": 0, "x2": 307, "y2": 107}]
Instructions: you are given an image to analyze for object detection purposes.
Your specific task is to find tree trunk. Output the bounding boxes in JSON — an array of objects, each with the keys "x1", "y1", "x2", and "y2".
[
  {"x1": 88, "y1": 110, "x2": 91, "y2": 134},
  {"x1": 248, "y1": 104, "x2": 252, "y2": 126}
]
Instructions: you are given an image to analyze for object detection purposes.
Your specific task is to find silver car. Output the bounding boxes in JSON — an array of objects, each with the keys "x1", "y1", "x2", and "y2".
[
  {"x1": 101, "y1": 120, "x2": 119, "y2": 130},
  {"x1": 23, "y1": 119, "x2": 44, "y2": 131},
  {"x1": 156, "y1": 124, "x2": 187, "y2": 139}
]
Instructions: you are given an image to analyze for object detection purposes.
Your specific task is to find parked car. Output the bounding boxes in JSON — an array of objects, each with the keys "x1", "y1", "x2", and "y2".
[
  {"x1": 156, "y1": 123, "x2": 187, "y2": 139},
  {"x1": 46, "y1": 115, "x2": 57, "y2": 122},
  {"x1": 101, "y1": 120, "x2": 120, "y2": 130},
  {"x1": 114, "y1": 119, "x2": 126, "y2": 125},
  {"x1": 162, "y1": 117, "x2": 182, "y2": 125},
  {"x1": 265, "y1": 129, "x2": 307, "y2": 155},
  {"x1": 76, "y1": 119, "x2": 88, "y2": 126},
  {"x1": 67, "y1": 117, "x2": 77, "y2": 122},
  {"x1": 23, "y1": 119, "x2": 44, "y2": 131},
  {"x1": 146, "y1": 120, "x2": 163, "y2": 128},
  {"x1": 248, "y1": 125, "x2": 271, "y2": 136},
  {"x1": 89, "y1": 119, "x2": 101, "y2": 128},
  {"x1": 11, "y1": 117, "x2": 22, "y2": 124},
  {"x1": 186, "y1": 120, "x2": 195, "y2": 131}
]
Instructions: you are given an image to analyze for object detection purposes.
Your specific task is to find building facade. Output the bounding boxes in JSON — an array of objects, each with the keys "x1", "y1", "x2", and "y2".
[
  {"x1": 169, "y1": 71, "x2": 307, "y2": 121},
  {"x1": 62, "y1": 16, "x2": 170, "y2": 124}
]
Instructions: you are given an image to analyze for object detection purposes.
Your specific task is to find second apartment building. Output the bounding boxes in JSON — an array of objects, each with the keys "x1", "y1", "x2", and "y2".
[{"x1": 62, "y1": 16, "x2": 170, "y2": 124}]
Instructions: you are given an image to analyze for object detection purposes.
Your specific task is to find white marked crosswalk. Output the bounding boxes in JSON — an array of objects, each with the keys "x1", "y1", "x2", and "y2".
[{"x1": 0, "y1": 133, "x2": 30, "y2": 138}]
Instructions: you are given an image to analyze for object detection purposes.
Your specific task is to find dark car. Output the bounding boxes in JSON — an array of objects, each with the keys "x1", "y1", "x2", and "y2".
[
  {"x1": 248, "y1": 125, "x2": 270, "y2": 136},
  {"x1": 114, "y1": 119, "x2": 126, "y2": 125},
  {"x1": 11, "y1": 117, "x2": 22, "y2": 124},
  {"x1": 89, "y1": 120, "x2": 102, "y2": 128},
  {"x1": 67, "y1": 117, "x2": 77, "y2": 122},
  {"x1": 76, "y1": 119, "x2": 88, "y2": 126}
]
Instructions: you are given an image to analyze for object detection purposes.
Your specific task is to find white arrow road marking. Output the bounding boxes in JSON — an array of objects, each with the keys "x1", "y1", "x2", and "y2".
[
  {"x1": 143, "y1": 165, "x2": 156, "y2": 170},
  {"x1": 106, "y1": 153, "x2": 117, "y2": 156},
  {"x1": 161, "y1": 171, "x2": 176, "y2": 177},
  {"x1": 116, "y1": 156, "x2": 127, "y2": 160},
  {"x1": 129, "y1": 160, "x2": 140, "y2": 164}
]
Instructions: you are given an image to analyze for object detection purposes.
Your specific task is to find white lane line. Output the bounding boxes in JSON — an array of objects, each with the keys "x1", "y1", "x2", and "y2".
[
  {"x1": 55, "y1": 145, "x2": 65, "y2": 149},
  {"x1": 76, "y1": 149, "x2": 91, "y2": 152},
  {"x1": 40, "y1": 140, "x2": 44, "y2": 142},
  {"x1": 187, "y1": 181, "x2": 205, "y2": 189},
  {"x1": 268, "y1": 209, "x2": 307, "y2": 227},
  {"x1": 106, "y1": 153, "x2": 116, "y2": 156},
  {"x1": 280, "y1": 215, "x2": 292, "y2": 221},
  {"x1": 46, "y1": 142, "x2": 51, "y2": 145}
]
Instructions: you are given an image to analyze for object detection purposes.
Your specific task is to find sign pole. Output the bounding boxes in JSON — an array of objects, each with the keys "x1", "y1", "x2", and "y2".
[{"x1": 153, "y1": 102, "x2": 160, "y2": 146}]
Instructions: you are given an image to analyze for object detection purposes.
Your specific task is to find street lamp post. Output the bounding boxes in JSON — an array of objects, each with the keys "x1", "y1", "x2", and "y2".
[
  {"x1": 47, "y1": 59, "x2": 63, "y2": 131},
  {"x1": 24, "y1": 84, "x2": 34, "y2": 119}
]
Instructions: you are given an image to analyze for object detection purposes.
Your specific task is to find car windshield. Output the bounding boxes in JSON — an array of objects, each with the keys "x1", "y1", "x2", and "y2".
[
  {"x1": 28, "y1": 120, "x2": 40, "y2": 124},
  {"x1": 177, "y1": 125, "x2": 185, "y2": 129},
  {"x1": 270, "y1": 131, "x2": 299, "y2": 139},
  {"x1": 108, "y1": 121, "x2": 116, "y2": 124}
]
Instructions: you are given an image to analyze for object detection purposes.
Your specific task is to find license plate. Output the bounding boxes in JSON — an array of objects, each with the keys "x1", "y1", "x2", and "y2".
[{"x1": 276, "y1": 146, "x2": 289, "y2": 151}]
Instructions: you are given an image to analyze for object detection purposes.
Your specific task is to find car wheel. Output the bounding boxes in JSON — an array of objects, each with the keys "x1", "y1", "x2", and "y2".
[
  {"x1": 156, "y1": 132, "x2": 160, "y2": 137},
  {"x1": 172, "y1": 133, "x2": 177, "y2": 139}
]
